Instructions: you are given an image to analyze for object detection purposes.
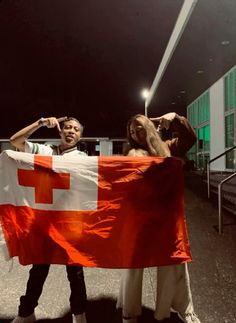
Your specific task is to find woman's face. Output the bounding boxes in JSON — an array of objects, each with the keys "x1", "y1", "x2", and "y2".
[{"x1": 129, "y1": 117, "x2": 147, "y2": 145}]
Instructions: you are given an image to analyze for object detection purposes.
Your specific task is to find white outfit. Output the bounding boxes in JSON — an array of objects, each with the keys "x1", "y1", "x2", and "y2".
[
  {"x1": 0, "y1": 224, "x2": 10, "y2": 261},
  {"x1": 25, "y1": 141, "x2": 87, "y2": 156},
  {"x1": 117, "y1": 114, "x2": 199, "y2": 322},
  {"x1": 117, "y1": 263, "x2": 194, "y2": 320}
]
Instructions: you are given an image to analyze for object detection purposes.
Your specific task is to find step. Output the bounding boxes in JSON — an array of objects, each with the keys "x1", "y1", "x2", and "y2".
[
  {"x1": 222, "y1": 203, "x2": 236, "y2": 216},
  {"x1": 210, "y1": 184, "x2": 236, "y2": 196},
  {"x1": 210, "y1": 188, "x2": 236, "y2": 205},
  {"x1": 184, "y1": 171, "x2": 236, "y2": 217}
]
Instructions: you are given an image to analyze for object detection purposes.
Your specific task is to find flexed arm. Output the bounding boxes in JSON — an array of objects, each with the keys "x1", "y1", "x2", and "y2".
[
  {"x1": 150, "y1": 112, "x2": 197, "y2": 157},
  {"x1": 9, "y1": 117, "x2": 67, "y2": 151}
]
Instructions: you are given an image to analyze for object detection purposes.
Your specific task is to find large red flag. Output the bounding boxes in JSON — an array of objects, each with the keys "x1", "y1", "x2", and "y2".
[{"x1": 0, "y1": 150, "x2": 191, "y2": 268}]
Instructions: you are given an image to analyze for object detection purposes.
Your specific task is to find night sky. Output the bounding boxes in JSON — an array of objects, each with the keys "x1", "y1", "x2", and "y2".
[{"x1": 0, "y1": 0, "x2": 235, "y2": 139}]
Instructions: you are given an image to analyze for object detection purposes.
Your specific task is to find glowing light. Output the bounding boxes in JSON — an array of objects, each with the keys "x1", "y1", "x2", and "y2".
[
  {"x1": 221, "y1": 40, "x2": 230, "y2": 46},
  {"x1": 141, "y1": 89, "x2": 149, "y2": 99}
]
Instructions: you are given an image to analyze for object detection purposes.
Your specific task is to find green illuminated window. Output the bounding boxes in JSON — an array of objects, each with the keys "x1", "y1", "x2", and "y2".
[
  {"x1": 198, "y1": 92, "x2": 210, "y2": 123},
  {"x1": 188, "y1": 91, "x2": 210, "y2": 127},
  {"x1": 225, "y1": 67, "x2": 236, "y2": 111},
  {"x1": 187, "y1": 91, "x2": 210, "y2": 170},
  {"x1": 188, "y1": 102, "x2": 198, "y2": 127},
  {"x1": 225, "y1": 113, "x2": 235, "y2": 169},
  {"x1": 204, "y1": 124, "x2": 210, "y2": 151},
  {"x1": 198, "y1": 127, "x2": 203, "y2": 140},
  {"x1": 198, "y1": 125, "x2": 210, "y2": 152},
  {"x1": 225, "y1": 114, "x2": 234, "y2": 148}
]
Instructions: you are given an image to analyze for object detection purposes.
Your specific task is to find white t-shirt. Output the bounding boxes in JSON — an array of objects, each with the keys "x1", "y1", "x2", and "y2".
[{"x1": 25, "y1": 141, "x2": 87, "y2": 156}]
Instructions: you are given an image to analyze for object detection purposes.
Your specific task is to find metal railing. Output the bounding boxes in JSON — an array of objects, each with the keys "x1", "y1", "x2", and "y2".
[
  {"x1": 218, "y1": 172, "x2": 236, "y2": 234},
  {"x1": 207, "y1": 145, "x2": 236, "y2": 234},
  {"x1": 207, "y1": 145, "x2": 236, "y2": 198}
]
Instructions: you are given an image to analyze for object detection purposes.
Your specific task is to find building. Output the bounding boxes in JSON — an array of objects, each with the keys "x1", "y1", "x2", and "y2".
[{"x1": 187, "y1": 65, "x2": 236, "y2": 171}]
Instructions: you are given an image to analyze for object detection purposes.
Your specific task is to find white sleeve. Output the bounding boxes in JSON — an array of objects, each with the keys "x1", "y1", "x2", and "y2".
[{"x1": 25, "y1": 141, "x2": 53, "y2": 155}]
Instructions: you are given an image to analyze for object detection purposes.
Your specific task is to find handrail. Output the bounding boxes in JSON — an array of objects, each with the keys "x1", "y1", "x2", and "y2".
[
  {"x1": 218, "y1": 172, "x2": 236, "y2": 234},
  {"x1": 207, "y1": 145, "x2": 236, "y2": 198}
]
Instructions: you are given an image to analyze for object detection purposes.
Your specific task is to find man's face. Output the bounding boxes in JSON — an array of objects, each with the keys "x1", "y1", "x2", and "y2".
[
  {"x1": 129, "y1": 117, "x2": 147, "y2": 146},
  {"x1": 60, "y1": 120, "x2": 82, "y2": 147}
]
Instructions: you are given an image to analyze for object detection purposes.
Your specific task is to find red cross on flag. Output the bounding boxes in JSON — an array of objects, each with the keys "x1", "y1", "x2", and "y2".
[{"x1": 0, "y1": 150, "x2": 191, "y2": 268}]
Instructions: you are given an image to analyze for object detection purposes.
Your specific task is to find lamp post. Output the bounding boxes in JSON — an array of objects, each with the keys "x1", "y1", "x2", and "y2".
[{"x1": 141, "y1": 89, "x2": 149, "y2": 117}]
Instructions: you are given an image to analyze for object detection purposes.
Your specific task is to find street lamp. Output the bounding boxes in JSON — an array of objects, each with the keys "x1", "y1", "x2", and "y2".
[{"x1": 141, "y1": 88, "x2": 149, "y2": 116}]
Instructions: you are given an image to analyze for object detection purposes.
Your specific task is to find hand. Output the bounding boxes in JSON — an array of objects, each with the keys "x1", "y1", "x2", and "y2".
[
  {"x1": 150, "y1": 112, "x2": 176, "y2": 131},
  {"x1": 43, "y1": 117, "x2": 67, "y2": 131}
]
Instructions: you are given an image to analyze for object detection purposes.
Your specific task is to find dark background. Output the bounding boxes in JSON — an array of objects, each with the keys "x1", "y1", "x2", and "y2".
[{"x1": 0, "y1": 0, "x2": 235, "y2": 138}]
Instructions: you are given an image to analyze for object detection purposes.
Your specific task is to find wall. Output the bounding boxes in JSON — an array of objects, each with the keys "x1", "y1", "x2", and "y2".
[{"x1": 209, "y1": 78, "x2": 225, "y2": 171}]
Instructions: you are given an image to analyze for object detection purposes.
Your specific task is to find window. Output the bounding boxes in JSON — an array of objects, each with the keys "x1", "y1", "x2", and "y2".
[
  {"x1": 198, "y1": 127, "x2": 204, "y2": 152},
  {"x1": 224, "y1": 67, "x2": 236, "y2": 111},
  {"x1": 225, "y1": 114, "x2": 234, "y2": 148},
  {"x1": 198, "y1": 92, "x2": 210, "y2": 124},
  {"x1": 204, "y1": 124, "x2": 210, "y2": 151},
  {"x1": 187, "y1": 91, "x2": 210, "y2": 127},
  {"x1": 197, "y1": 125, "x2": 210, "y2": 152},
  {"x1": 188, "y1": 102, "x2": 198, "y2": 127},
  {"x1": 225, "y1": 113, "x2": 235, "y2": 169},
  {"x1": 187, "y1": 91, "x2": 210, "y2": 170}
]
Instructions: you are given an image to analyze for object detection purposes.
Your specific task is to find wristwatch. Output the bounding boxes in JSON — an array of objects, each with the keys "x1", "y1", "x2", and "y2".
[{"x1": 38, "y1": 117, "x2": 47, "y2": 127}]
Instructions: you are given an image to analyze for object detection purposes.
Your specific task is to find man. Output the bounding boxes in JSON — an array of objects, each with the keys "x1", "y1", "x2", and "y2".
[{"x1": 10, "y1": 116, "x2": 87, "y2": 323}]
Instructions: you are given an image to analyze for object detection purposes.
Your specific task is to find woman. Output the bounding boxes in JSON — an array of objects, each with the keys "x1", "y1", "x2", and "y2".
[{"x1": 117, "y1": 113, "x2": 201, "y2": 323}]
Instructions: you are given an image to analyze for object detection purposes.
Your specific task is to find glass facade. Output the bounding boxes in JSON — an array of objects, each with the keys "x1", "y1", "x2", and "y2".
[
  {"x1": 225, "y1": 113, "x2": 235, "y2": 169},
  {"x1": 198, "y1": 92, "x2": 210, "y2": 123},
  {"x1": 224, "y1": 67, "x2": 236, "y2": 170},
  {"x1": 224, "y1": 68, "x2": 236, "y2": 112},
  {"x1": 187, "y1": 91, "x2": 210, "y2": 169},
  {"x1": 225, "y1": 114, "x2": 235, "y2": 148},
  {"x1": 187, "y1": 66, "x2": 236, "y2": 170}
]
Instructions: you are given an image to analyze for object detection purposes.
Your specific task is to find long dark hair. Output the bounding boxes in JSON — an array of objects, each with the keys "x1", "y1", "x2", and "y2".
[{"x1": 126, "y1": 114, "x2": 170, "y2": 157}]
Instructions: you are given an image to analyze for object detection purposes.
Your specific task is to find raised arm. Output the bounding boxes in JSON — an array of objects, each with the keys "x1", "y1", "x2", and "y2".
[
  {"x1": 150, "y1": 112, "x2": 197, "y2": 157},
  {"x1": 9, "y1": 117, "x2": 67, "y2": 151}
]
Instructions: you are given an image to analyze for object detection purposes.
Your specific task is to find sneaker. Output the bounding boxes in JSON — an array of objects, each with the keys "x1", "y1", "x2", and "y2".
[
  {"x1": 11, "y1": 313, "x2": 36, "y2": 323},
  {"x1": 179, "y1": 312, "x2": 201, "y2": 323},
  {"x1": 72, "y1": 313, "x2": 87, "y2": 323},
  {"x1": 122, "y1": 318, "x2": 137, "y2": 323}
]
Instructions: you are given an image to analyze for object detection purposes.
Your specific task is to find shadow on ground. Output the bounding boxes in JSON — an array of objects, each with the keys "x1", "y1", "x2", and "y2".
[{"x1": 0, "y1": 297, "x2": 185, "y2": 323}]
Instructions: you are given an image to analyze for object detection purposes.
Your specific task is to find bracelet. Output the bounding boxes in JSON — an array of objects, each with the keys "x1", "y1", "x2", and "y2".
[{"x1": 38, "y1": 117, "x2": 47, "y2": 127}]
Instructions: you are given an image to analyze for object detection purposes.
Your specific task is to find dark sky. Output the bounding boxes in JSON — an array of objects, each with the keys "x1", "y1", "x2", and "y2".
[
  {"x1": 0, "y1": 0, "x2": 235, "y2": 139},
  {"x1": 0, "y1": 0, "x2": 183, "y2": 139}
]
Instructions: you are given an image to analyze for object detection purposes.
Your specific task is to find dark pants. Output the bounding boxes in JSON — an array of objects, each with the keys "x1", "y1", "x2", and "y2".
[{"x1": 18, "y1": 264, "x2": 87, "y2": 317}]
